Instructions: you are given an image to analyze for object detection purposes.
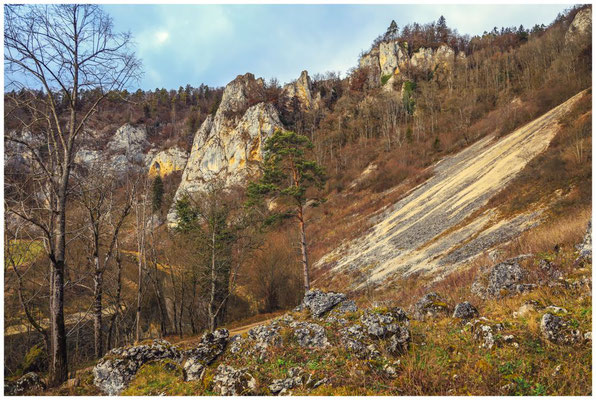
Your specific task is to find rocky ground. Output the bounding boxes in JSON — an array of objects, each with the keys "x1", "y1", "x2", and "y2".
[
  {"x1": 13, "y1": 223, "x2": 591, "y2": 396},
  {"x1": 315, "y1": 91, "x2": 588, "y2": 289}
]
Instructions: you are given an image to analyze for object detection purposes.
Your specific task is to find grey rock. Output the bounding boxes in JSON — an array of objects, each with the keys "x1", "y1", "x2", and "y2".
[
  {"x1": 360, "y1": 308, "x2": 409, "y2": 338},
  {"x1": 298, "y1": 289, "x2": 347, "y2": 318},
  {"x1": 229, "y1": 335, "x2": 245, "y2": 354},
  {"x1": 4, "y1": 372, "x2": 45, "y2": 396},
  {"x1": 575, "y1": 221, "x2": 592, "y2": 267},
  {"x1": 453, "y1": 302, "x2": 479, "y2": 319},
  {"x1": 212, "y1": 364, "x2": 257, "y2": 396},
  {"x1": 386, "y1": 327, "x2": 411, "y2": 355},
  {"x1": 473, "y1": 255, "x2": 534, "y2": 299},
  {"x1": 269, "y1": 368, "x2": 303, "y2": 395},
  {"x1": 469, "y1": 320, "x2": 504, "y2": 349},
  {"x1": 183, "y1": 329, "x2": 229, "y2": 381},
  {"x1": 412, "y1": 292, "x2": 450, "y2": 320},
  {"x1": 290, "y1": 322, "x2": 329, "y2": 348},
  {"x1": 247, "y1": 322, "x2": 282, "y2": 359},
  {"x1": 541, "y1": 313, "x2": 582, "y2": 345},
  {"x1": 93, "y1": 339, "x2": 180, "y2": 395}
]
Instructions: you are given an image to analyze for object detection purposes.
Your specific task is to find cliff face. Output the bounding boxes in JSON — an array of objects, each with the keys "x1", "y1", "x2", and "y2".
[
  {"x1": 282, "y1": 70, "x2": 318, "y2": 111},
  {"x1": 360, "y1": 42, "x2": 464, "y2": 88},
  {"x1": 566, "y1": 7, "x2": 592, "y2": 43},
  {"x1": 167, "y1": 73, "x2": 283, "y2": 225},
  {"x1": 148, "y1": 148, "x2": 189, "y2": 178}
]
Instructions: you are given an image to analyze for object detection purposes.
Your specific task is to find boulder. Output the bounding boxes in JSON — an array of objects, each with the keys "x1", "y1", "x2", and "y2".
[
  {"x1": 4, "y1": 372, "x2": 45, "y2": 396},
  {"x1": 290, "y1": 322, "x2": 329, "y2": 348},
  {"x1": 540, "y1": 313, "x2": 582, "y2": 345},
  {"x1": 298, "y1": 289, "x2": 347, "y2": 318},
  {"x1": 453, "y1": 302, "x2": 479, "y2": 319},
  {"x1": 183, "y1": 329, "x2": 229, "y2": 381},
  {"x1": 412, "y1": 292, "x2": 450, "y2": 320},
  {"x1": 93, "y1": 339, "x2": 180, "y2": 395},
  {"x1": 212, "y1": 364, "x2": 257, "y2": 396},
  {"x1": 473, "y1": 255, "x2": 535, "y2": 298},
  {"x1": 386, "y1": 326, "x2": 411, "y2": 355},
  {"x1": 360, "y1": 307, "x2": 409, "y2": 338}
]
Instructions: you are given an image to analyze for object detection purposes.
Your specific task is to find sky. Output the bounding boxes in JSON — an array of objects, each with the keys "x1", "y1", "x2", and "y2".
[{"x1": 101, "y1": 4, "x2": 571, "y2": 90}]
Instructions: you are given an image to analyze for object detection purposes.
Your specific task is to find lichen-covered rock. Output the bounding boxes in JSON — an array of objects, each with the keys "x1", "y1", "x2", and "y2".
[
  {"x1": 268, "y1": 367, "x2": 303, "y2": 395},
  {"x1": 4, "y1": 372, "x2": 45, "y2": 396},
  {"x1": 147, "y1": 147, "x2": 188, "y2": 178},
  {"x1": 93, "y1": 339, "x2": 180, "y2": 395},
  {"x1": 168, "y1": 73, "x2": 283, "y2": 226},
  {"x1": 467, "y1": 319, "x2": 504, "y2": 349},
  {"x1": 540, "y1": 313, "x2": 582, "y2": 345},
  {"x1": 298, "y1": 289, "x2": 347, "y2": 318},
  {"x1": 228, "y1": 335, "x2": 245, "y2": 354},
  {"x1": 453, "y1": 301, "x2": 479, "y2": 319},
  {"x1": 247, "y1": 322, "x2": 282, "y2": 359},
  {"x1": 386, "y1": 326, "x2": 411, "y2": 355},
  {"x1": 183, "y1": 329, "x2": 229, "y2": 381},
  {"x1": 360, "y1": 307, "x2": 409, "y2": 338},
  {"x1": 212, "y1": 364, "x2": 257, "y2": 396},
  {"x1": 21, "y1": 343, "x2": 47, "y2": 374},
  {"x1": 290, "y1": 322, "x2": 329, "y2": 348},
  {"x1": 473, "y1": 255, "x2": 535, "y2": 298},
  {"x1": 412, "y1": 292, "x2": 450, "y2": 320}
]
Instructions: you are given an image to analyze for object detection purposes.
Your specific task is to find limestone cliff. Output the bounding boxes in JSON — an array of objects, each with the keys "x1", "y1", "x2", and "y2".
[
  {"x1": 148, "y1": 148, "x2": 189, "y2": 178},
  {"x1": 168, "y1": 73, "x2": 283, "y2": 225},
  {"x1": 282, "y1": 70, "x2": 318, "y2": 111},
  {"x1": 360, "y1": 42, "x2": 463, "y2": 88},
  {"x1": 565, "y1": 7, "x2": 592, "y2": 43}
]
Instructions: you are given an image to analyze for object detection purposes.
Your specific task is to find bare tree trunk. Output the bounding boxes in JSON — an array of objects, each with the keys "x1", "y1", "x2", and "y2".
[
  {"x1": 298, "y1": 205, "x2": 310, "y2": 292},
  {"x1": 208, "y1": 228, "x2": 217, "y2": 332}
]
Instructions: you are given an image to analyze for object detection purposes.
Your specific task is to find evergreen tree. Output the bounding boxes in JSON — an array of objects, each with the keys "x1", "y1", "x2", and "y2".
[
  {"x1": 247, "y1": 129, "x2": 326, "y2": 292},
  {"x1": 152, "y1": 175, "x2": 164, "y2": 213}
]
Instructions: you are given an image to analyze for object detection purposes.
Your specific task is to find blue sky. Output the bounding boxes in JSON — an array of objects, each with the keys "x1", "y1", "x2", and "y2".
[{"x1": 103, "y1": 4, "x2": 571, "y2": 90}]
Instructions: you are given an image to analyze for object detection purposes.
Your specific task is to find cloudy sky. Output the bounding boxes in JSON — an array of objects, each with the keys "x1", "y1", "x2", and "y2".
[{"x1": 103, "y1": 4, "x2": 571, "y2": 90}]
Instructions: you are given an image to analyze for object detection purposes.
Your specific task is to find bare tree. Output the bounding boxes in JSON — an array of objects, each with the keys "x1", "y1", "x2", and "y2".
[
  {"x1": 74, "y1": 163, "x2": 136, "y2": 358},
  {"x1": 4, "y1": 4, "x2": 141, "y2": 385}
]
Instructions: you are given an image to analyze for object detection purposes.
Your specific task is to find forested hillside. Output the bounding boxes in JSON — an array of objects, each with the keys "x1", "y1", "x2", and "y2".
[{"x1": 3, "y1": 4, "x2": 591, "y2": 395}]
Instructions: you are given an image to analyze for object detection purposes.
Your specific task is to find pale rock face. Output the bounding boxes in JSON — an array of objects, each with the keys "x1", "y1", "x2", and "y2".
[
  {"x1": 107, "y1": 123, "x2": 148, "y2": 163},
  {"x1": 410, "y1": 47, "x2": 434, "y2": 70},
  {"x1": 168, "y1": 73, "x2": 283, "y2": 226},
  {"x1": 148, "y1": 147, "x2": 189, "y2": 178},
  {"x1": 283, "y1": 70, "x2": 316, "y2": 111},
  {"x1": 566, "y1": 7, "x2": 592, "y2": 43}
]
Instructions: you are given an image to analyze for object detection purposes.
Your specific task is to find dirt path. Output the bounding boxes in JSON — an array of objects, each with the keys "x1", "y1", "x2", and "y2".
[{"x1": 315, "y1": 91, "x2": 587, "y2": 289}]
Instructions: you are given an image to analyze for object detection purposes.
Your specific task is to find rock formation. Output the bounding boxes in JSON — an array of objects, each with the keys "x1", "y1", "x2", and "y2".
[
  {"x1": 565, "y1": 7, "x2": 592, "y2": 43},
  {"x1": 282, "y1": 70, "x2": 318, "y2": 111},
  {"x1": 359, "y1": 41, "x2": 463, "y2": 88},
  {"x1": 147, "y1": 147, "x2": 189, "y2": 178},
  {"x1": 167, "y1": 73, "x2": 283, "y2": 226}
]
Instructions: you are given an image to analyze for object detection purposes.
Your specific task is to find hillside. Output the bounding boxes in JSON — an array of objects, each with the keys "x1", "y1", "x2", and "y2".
[{"x1": 3, "y1": 4, "x2": 592, "y2": 396}]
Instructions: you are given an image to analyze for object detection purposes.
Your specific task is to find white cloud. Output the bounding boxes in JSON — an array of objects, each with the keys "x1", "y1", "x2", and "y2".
[{"x1": 154, "y1": 30, "x2": 170, "y2": 45}]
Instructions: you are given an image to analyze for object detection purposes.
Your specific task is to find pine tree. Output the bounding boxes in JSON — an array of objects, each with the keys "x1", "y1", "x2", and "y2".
[
  {"x1": 152, "y1": 175, "x2": 164, "y2": 213},
  {"x1": 247, "y1": 129, "x2": 326, "y2": 292}
]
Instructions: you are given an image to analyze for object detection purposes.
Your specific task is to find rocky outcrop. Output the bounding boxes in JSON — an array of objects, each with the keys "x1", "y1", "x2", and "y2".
[
  {"x1": 4, "y1": 372, "x2": 46, "y2": 396},
  {"x1": 471, "y1": 255, "x2": 536, "y2": 298},
  {"x1": 148, "y1": 147, "x2": 189, "y2": 178},
  {"x1": 282, "y1": 70, "x2": 318, "y2": 111},
  {"x1": 360, "y1": 41, "x2": 462, "y2": 87},
  {"x1": 297, "y1": 289, "x2": 347, "y2": 318},
  {"x1": 212, "y1": 364, "x2": 257, "y2": 396},
  {"x1": 268, "y1": 367, "x2": 304, "y2": 395},
  {"x1": 566, "y1": 7, "x2": 592, "y2": 43},
  {"x1": 183, "y1": 329, "x2": 229, "y2": 381},
  {"x1": 93, "y1": 339, "x2": 180, "y2": 395},
  {"x1": 75, "y1": 123, "x2": 149, "y2": 173},
  {"x1": 290, "y1": 322, "x2": 329, "y2": 348},
  {"x1": 168, "y1": 73, "x2": 283, "y2": 226}
]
